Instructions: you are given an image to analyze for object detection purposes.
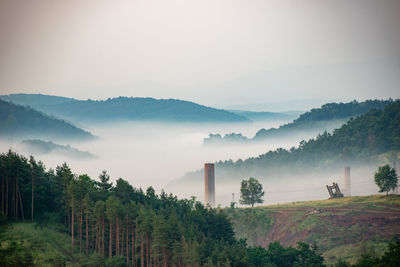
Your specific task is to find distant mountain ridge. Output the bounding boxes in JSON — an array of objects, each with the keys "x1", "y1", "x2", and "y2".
[
  {"x1": 0, "y1": 94, "x2": 250, "y2": 123},
  {"x1": 0, "y1": 99, "x2": 94, "y2": 141},
  {"x1": 228, "y1": 110, "x2": 299, "y2": 122},
  {"x1": 0, "y1": 93, "x2": 76, "y2": 107}
]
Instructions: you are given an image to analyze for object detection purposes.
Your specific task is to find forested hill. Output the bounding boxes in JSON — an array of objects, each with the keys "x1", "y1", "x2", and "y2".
[
  {"x1": 0, "y1": 151, "x2": 326, "y2": 266},
  {"x1": 254, "y1": 99, "x2": 392, "y2": 140},
  {"x1": 19, "y1": 139, "x2": 96, "y2": 159},
  {"x1": 0, "y1": 99, "x2": 94, "y2": 141},
  {"x1": 0, "y1": 93, "x2": 76, "y2": 107},
  {"x1": 186, "y1": 100, "x2": 400, "y2": 182},
  {"x1": 204, "y1": 99, "x2": 392, "y2": 143},
  {"x1": 0, "y1": 94, "x2": 249, "y2": 123},
  {"x1": 294, "y1": 100, "x2": 392, "y2": 122}
]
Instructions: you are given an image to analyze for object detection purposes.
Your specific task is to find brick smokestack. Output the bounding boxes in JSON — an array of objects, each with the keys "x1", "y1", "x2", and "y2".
[
  {"x1": 344, "y1": 166, "x2": 351, "y2": 197},
  {"x1": 204, "y1": 163, "x2": 215, "y2": 207}
]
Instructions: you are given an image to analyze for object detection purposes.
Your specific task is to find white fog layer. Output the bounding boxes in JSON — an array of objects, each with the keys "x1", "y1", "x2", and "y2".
[{"x1": 0, "y1": 120, "x2": 383, "y2": 207}]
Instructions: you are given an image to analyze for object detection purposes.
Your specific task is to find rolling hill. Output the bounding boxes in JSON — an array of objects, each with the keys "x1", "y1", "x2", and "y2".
[
  {"x1": 224, "y1": 195, "x2": 400, "y2": 265},
  {"x1": 0, "y1": 99, "x2": 94, "y2": 141},
  {"x1": 19, "y1": 139, "x2": 96, "y2": 159},
  {"x1": 0, "y1": 94, "x2": 250, "y2": 123},
  {"x1": 204, "y1": 99, "x2": 393, "y2": 144},
  {"x1": 178, "y1": 100, "x2": 400, "y2": 185},
  {"x1": 254, "y1": 99, "x2": 393, "y2": 140}
]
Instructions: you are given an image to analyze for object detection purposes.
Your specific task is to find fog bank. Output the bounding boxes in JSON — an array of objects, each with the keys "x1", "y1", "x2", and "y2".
[
  {"x1": 1, "y1": 120, "x2": 291, "y2": 189},
  {"x1": 0, "y1": 119, "x2": 385, "y2": 206}
]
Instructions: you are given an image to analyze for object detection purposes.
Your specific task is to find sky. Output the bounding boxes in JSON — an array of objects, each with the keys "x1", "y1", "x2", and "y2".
[{"x1": 1, "y1": 0, "x2": 400, "y2": 109}]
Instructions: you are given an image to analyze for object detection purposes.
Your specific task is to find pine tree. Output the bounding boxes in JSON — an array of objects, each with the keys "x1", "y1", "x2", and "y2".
[{"x1": 96, "y1": 170, "x2": 112, "y2": 192}]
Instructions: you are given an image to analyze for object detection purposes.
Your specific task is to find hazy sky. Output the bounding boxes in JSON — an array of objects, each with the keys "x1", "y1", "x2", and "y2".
[{"x1": 1, "y1": 0, "x2": 399, "y2": 108}]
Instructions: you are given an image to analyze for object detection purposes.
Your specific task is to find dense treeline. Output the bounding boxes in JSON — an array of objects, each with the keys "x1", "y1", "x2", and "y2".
[
  {"x1": 295, "y1": 99, "x2": 391, "y2": 123},
  {"x1": 251, "y1": 100, "x2": 400, "y2": 168},
  {"x1": 254, "y1": 99, "x2": 393, "y2": 140},
  {"x1": 230, "y1": 100, "x2": 399, "y2": 172},
  {"x1": 0, "y1": 99, "x2": 94, "y2": 141},
  {"x1": 1, "y1": 151, "x2": 400, "y2": 266},
  {"x1": 0, "y1": 151, "x2": 325, "y2": 266},
  {"x1": 186, "y1": 101, "x2": 400, "y2": 182},
  {"x1": 204, "y1": 99, "x2": 393, "y2": 144}
]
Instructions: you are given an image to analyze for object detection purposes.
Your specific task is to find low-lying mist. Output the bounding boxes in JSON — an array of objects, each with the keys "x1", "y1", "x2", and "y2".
[
  {"x1": 170, "y1": 165, "x2": 383, "y2": 207},
  {"x1": 0, "y1": 119, "x2": 383, "y2": 207}
]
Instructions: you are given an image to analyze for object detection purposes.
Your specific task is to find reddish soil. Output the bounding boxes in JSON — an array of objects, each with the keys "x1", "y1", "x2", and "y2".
[{"x1": 260, "y1": 206, "x2": 400, "y2": 249}]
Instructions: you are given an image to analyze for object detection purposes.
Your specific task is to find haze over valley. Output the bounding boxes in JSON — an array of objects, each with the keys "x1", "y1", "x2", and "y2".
[
  {"x1": 1, "y1": 95, "x2": 296, "y2": 197},
  {"x1": 1, "y1": 1, "x2": 400, "y2": 265},
  {"x1": 1, "y1": 94, "x2": 397, "y2": 207}
]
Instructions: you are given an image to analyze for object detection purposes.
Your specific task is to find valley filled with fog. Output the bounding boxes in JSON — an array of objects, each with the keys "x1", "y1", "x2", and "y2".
[
  {"x1": 1, "y1": 120, "x2": 290, "y2": 186},
  {"x1": 0, "y1": 118, "x2": 381, "y2": 207}
]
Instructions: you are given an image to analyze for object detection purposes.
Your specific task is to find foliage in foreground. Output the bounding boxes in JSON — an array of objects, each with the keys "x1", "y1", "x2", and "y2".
[
  {"x1": 0, "y1": 222, "x2": 327, "y2": 267},
  {"x1": 2, "y1": 221, "x2": 399, "y2": 267},
  {"x1": 0, "y1": 150, "x2": 324, "y2": 266},
  {"x1": 1, "y1": 150, "x2": 399, "y2": 266},
  {"x1": 333, "y1": 239, "x2": 400, "y2": 267},
  {"x1": 224, "y1": 207, "x2": 273, "y2": 247}
]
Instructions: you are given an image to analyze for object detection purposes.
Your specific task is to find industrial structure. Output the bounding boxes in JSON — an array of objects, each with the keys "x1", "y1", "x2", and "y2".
[
  {"x1": 326, "y1": 167, "x2": 351, "y2": 199},
  {"x1": 326, "y1": 182, "x2": 344, "y2": 199},
  {"x1": 344, "y1": 166, "x2": 351, "y2": 197},
  {"x1": 204, "y1": 163, "x2": 215, "y2": 207}
]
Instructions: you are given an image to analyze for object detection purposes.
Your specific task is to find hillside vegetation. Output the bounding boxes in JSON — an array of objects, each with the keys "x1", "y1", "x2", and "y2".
[
  {"x1": 19, "y1": 139, "x2": 96, "y2": 159},
  {"x1": 0, "y1": 222, "x2": 93, "y2": 266},
  {"x1": 0, "y1": 151, "x2": 328, "y2": 266},
  {"x1": 224, "y1": 195, "x2": 400, "y2": 265},
  {"x1": 204, "y1": 99, "x2": 392, "y2": 144},
  {"x1": 255, "y1": 99, "x2": 393, "y2": 139},
  {"x1": 0, "y1": 94, "x2": 249, "y2": 123},
  {"x1": 184, "y1": 100, "x2": 400, "y2": 183},
  {"x1": 0, "y1": 99, "x2": 94, "y2": 141},
  {"x1": 1, "y1": 152, "x2": 399, "y2": 266}
]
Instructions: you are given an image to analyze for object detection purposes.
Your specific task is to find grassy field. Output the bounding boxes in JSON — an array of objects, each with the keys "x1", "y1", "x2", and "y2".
[
  {"x1": 225, "y1": 194, "x2": 400, "y2": 265},
  {"x1": 262, "y1": 194, "x2": 400, "y2": 209}
]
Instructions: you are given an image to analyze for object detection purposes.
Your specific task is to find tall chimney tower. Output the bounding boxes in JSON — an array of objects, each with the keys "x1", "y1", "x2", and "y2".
[
  {"x1": 344, "y1": 166, "x2": 351, "y2": 197},
  {"x1": 204, "y1": 163, "x2": 215, "y2": 207}
]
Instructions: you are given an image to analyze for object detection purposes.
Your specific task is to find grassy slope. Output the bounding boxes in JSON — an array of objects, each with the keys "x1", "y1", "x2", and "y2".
[
  {"x1": 225, "y1": 194, "x2": 400, "y2": 265},
  {"x1": 0, "y1": 221, "x2": 103, "y2": 266}
]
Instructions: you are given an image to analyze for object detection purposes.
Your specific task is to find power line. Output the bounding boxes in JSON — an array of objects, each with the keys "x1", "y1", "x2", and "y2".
[{"x1": 264, "y1": 180, "x2": 375, "y2": 194}]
